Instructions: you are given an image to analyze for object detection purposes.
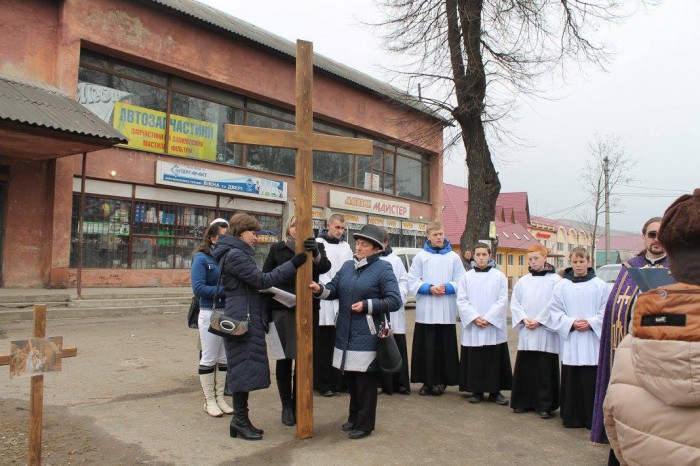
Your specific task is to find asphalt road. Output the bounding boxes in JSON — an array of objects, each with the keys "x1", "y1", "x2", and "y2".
[{"x1": 0, "y1": 311, "x2": 607, "y2": 465}]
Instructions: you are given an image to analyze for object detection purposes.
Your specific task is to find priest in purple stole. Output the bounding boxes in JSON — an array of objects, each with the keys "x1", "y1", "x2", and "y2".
[{"x1": 591, "y1": 217, "x2": 668, "y2": 448}]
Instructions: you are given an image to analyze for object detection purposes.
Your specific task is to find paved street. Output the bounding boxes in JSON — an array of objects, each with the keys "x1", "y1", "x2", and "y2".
[{"x1": 1, "y1": 311, "x2": 607, "y2": 465}]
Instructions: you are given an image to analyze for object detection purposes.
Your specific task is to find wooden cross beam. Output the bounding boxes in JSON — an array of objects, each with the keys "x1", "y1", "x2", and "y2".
[
  {"x1": 1, "y1": 304, "x2": 78, "y2": 466},
  {"x1": 226, "y1": 40, "x2": 373, "y2": 439}
]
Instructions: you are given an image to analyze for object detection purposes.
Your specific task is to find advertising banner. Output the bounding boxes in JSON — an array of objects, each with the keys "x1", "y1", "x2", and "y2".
[
  {"x1": 156, "y1": 161, "x2": 287, "y2": 201},
  {"x1": 113, "y1": 102, "x2": 218, "y2": 160}
]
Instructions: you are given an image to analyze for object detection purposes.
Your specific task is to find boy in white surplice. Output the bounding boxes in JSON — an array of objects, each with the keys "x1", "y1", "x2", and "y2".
[
  {"x1": 455, "y1": 242, "x2": 512, "y2": 406},
  {"x1": 546, "y1": 246, "x2": 609, "y2": 428}
]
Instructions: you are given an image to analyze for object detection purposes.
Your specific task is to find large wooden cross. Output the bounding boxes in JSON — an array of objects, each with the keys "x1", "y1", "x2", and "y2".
[
  {"x1": 1, "y1": 304, "x2": 78, "y2": 465},
  {"x1": 226, "y1": 40, "x2": 373, "y2": 439}
]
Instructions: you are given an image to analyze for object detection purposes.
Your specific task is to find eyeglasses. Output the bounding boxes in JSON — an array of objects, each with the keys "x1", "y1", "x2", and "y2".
[{"x1": 646, "y1": 231, "x2": 658, "y2": 239}]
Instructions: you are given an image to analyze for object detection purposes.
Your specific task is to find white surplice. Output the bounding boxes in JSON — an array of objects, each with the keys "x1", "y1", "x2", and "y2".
[
  {"x1": 510, "y1": 272, "x2": 562, "y2": 354},
  {"x1": 380, "y1": 252, "x2": 409, "y2": 334},
  {"x1": 546, "y1": 277, "x2": 609, "y2": 366},
  {"x1": 456, "y1": 267, "x2": 508, "y2": 347},
  {"x1": 316, "y1": 238, "x2": 353, "y2": 326},
  {"x1": 408, "y1": 248, "x2": 465, "y2": 324}
]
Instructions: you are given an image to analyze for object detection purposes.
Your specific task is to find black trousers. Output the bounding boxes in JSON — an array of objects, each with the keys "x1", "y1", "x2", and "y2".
[
  {"x1": 276, "y1": 358, "x2": 295, "y2": 408},
  {"x1": 313, "y1": 325, "x2": 335, "y2": 392},
  {"x1": 346, "y1": 371, "x2": 379, "y2": 432}
]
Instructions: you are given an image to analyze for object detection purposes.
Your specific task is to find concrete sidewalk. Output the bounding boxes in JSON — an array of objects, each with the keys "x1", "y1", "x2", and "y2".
[{"x1": 0, "y1": 312, "x2": 608, "y2": 465}]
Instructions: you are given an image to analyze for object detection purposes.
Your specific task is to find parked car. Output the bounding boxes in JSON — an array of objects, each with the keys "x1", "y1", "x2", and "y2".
[
  {"x1": 392, "y1": 247, "x2": 423, "y2": 307},
  {"x1": 597, "y1": 263, "x2": 623, "y2": 294}
]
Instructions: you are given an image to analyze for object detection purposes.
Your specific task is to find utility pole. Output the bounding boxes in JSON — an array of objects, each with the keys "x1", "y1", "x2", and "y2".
[{"x1": 603, "y1": 156, "x2": 611, "y2": 265}]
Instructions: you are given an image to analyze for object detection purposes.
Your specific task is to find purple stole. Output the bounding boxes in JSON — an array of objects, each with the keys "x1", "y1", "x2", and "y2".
[{"x1": 590, "y1": 254, "x2": 669, "y2": 444}]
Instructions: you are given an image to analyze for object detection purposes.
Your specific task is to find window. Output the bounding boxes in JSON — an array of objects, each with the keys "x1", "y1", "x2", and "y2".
[
  {"x1": 396, "y1": 150, "x2": 429, "y2": 201},
  {"x1": 557, "y1": 242, "x2": 564, "y2": 251},
  {"x1": 513, "y1": 233, "x2": 520, "y2": 240},
  {"x1": 518, "y1": 255, "x2": 524, "y2": 266},
  {"x1": 496, "y1": 253, "x2": 503, "y2": 265},
  {"x1": 77, "y1": 51, "x2": 431, "y2": 201},
  {"x1": 507, "y1": 254, "x2": 514, "y2": 266},
  {"x1": 71, "y1": 194, "x2": 281, "y2": 269}
]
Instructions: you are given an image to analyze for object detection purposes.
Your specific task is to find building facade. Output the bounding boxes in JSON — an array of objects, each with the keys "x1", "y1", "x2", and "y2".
[{"x1": 1, "y1": 0, "x2": 444, "y2": 288}]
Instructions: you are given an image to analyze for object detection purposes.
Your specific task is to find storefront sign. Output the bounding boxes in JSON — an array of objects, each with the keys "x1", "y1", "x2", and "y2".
[
  {"x1": 329, "y1": 190, "x2": 410, "y2": 219},
  {"x1": 401, "y1": 221, "x2": 426, "y2": 232},
  {"x1": 113, "y1": 102, "x2": 218, "y2": 160},
  {"x1": 342, "y1": 213, "x2": 367, "y2": 225},
  {"x1": 312, "y1": 208, "x2": 326, "y2": 220},
  {"x1": 535, "y1": 232, "x2": 551, "y2": 239},
  {"x1": 368, "y1": 216, "x2": 385, "y2": 227},
  {"x1": 385, "y1": 218, "x2": 401, "y2": 229},
  {"x1": 156, "y1": 161, "x2": 286, "y2": 201}
]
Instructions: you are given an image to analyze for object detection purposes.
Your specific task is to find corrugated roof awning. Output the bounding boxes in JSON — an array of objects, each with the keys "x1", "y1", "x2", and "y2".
[{"x1": 0, "y1": 74, "x2": 127, "y2": 160}]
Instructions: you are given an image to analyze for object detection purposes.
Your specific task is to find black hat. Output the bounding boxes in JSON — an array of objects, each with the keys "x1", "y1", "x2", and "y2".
[{"x1": 353, "y1": 224, "x2": 385, "y2": 251}]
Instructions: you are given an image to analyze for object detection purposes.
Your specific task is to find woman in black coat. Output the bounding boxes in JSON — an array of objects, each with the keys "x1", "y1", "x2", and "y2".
[
  {"x1": 262, "y1": 216, "x2": 331, "y2": 427},
  {"x1": 212, "y1": 212, "x2": 310, "y2": 441}
]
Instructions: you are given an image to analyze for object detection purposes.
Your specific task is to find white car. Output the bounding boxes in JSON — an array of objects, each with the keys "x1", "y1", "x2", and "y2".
[
  {"x1": 597, "y1": 263, "x2": 623, "y2": 293},
  {"x1": 392, "y1": 247, "x2": 423, "y2": 307}
]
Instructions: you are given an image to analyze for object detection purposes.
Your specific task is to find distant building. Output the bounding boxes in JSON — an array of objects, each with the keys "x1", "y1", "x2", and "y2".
[{"x1": 442, "y1": 185, "x2": 594, "y2": 286}]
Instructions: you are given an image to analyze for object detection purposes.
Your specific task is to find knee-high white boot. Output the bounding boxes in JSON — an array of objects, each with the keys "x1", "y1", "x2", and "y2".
[
  {"x1": 215, "y1": 368, "x2": 233, "y2": 414},
  {"x1": 200, "y1": 371, "x2": 224, "y2": 417}
]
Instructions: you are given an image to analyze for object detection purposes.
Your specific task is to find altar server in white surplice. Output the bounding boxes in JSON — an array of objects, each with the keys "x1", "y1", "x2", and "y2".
[
  {"x1": 546, "y1": 246, "x2": 608, "y2": 429},
  {"x1": 456, "y1": 242, "x2": 512, "y2": 406},
  {"x1": 378, "y1": 228, "x2": 411, "y2": 395},
  {"x1": 314, "y1": 213, "x2": 354, "y2": 396},
  {"x1": 408, "y1": 221, "x2": 465, "y2": 397},
  {"x1": 509, "y1": 243, "x2": 562, "y2": 419}
]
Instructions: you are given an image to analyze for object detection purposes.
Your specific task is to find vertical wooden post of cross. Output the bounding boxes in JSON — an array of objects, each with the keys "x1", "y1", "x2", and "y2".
[
  {"x1": 225, "y1": 40, "x2": 373, "y2": 439},
  {"x1": 293, "y1": 40, "x2": 315, "y2": 440},
  {"x1": 29, "y1": 304, "x2": 47, "y2": 466}
]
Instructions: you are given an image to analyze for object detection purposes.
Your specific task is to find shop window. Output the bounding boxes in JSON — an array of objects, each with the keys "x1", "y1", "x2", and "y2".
[
  {"x1": 244, "y1": 113, "x2": 295, "y2": 175},
  {"x1": 170, "y1": 92, "x2": 244, "y2": 163},
  {"x1": 313, "y1": 151, "x2": 353, "y2": 186},
  {"x1": 396, "y1": 154, "x2": 429, "y2": 201},
  {"x1": 77, "y1": 67, "x2": 168, "y2": 135},
  {"x1": 71, "y1": 195, "x2": 281, "y2": 269}
]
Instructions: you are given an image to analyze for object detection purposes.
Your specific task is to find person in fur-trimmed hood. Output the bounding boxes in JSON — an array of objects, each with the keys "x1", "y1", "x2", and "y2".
[{"x1": 604, "y1": 188, "x2": 700, "y2": 466}]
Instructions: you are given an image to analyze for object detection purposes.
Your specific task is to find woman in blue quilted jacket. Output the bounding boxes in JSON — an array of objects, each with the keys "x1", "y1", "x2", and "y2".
[
  {"x1": 191, "y1": 218, "x2": 230, "y2": 418},
  {"x1": 310, "y1": 224, "x2": 402, "y2": 440}
]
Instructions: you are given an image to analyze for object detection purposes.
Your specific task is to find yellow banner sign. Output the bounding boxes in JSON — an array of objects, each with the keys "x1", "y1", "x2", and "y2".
[{"x1": 113, "y1": 102, "x2": 218, "y2": 160}]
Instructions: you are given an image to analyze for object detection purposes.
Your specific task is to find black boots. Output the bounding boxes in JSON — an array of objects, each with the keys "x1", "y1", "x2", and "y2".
[
  {"x1": 229, "y1": 392, "x2": 263, "y2": 441},
  {"x1": 277, "y1": 377, "x2": 296, "y2": 426}
]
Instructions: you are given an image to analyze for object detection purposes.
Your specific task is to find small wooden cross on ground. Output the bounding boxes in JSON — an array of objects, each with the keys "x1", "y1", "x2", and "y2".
[
  {"x1": 0, "y1": 304, "x2": 78, "y2": 465},
  {"x1": 226, "y1": 40, "x2": 373, "y2": 439}
]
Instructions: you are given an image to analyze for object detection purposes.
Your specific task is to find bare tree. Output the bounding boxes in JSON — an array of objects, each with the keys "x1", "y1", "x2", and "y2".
[
  {"x1": 580, "y1": 134, "x2": 637, "y2": 266},
  {"x1": 373, "y1": 0, "x2": 646, "y2": 252}
]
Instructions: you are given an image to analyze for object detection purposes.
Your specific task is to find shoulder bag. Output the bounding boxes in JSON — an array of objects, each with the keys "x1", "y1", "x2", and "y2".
[
  {"x1": 377, "y1": 313, "x2": 402, "y2": 373},
  {"x1": 208, "y1": 250, "x2": 250, "y2": 338}
]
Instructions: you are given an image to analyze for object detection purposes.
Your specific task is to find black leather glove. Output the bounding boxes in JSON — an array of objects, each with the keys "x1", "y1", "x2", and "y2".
[
  {"x1": 291, "y1": 252, "x2": 308, "y2": 268},
  {"x1": 316, "y1": 242, "x2": 325, "y2": 254},
  {"x1": 303, "y1": 237, "x2": 319, "y2": 256}
]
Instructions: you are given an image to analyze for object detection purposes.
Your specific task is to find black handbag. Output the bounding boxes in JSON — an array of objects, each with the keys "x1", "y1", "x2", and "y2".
[
  {"x1": 187, "y1": 296, "x2": 200, "y2": 329},
  {"x1": 207, "y1": 250, "x2": 250, "y2": 338},
  {"x1": 377, "y1": 314, "x2": 402, "y2": 373}
]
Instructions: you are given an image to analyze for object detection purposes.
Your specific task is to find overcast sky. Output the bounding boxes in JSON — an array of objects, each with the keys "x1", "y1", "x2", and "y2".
[{"x1": 199, "y1": 0, "x2": 698, "y2": 232}]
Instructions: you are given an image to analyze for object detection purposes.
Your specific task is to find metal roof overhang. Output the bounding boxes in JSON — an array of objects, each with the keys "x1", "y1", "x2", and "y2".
[{"x1": 0, "y1": 121, "x2": 125, "y2": 160}]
